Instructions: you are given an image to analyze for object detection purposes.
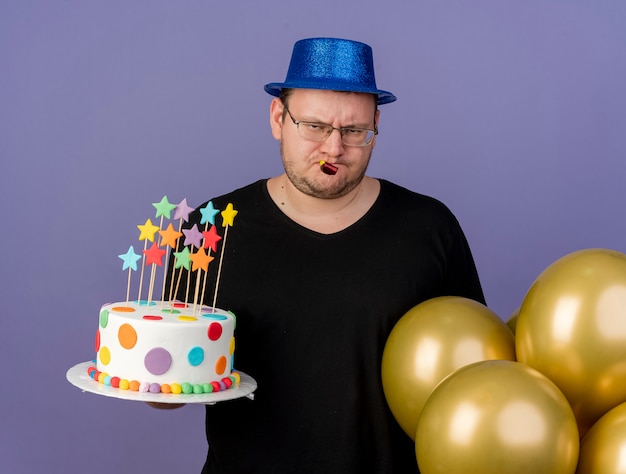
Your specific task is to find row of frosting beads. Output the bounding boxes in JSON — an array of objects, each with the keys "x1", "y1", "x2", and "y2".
[{"x1": 87, "y1": 366, "x2": 240, "y2": 394}]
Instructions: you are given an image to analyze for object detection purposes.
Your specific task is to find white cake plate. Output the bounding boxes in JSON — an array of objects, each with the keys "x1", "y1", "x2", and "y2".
[{"x1": 66, "y1": 361, "x2": 256, "y2": 405}]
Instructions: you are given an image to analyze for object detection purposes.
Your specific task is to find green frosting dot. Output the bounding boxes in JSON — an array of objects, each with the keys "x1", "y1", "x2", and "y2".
[
  {"x1": 192, "y1": 384, "x2": 203, "y2": 394},
  {"x1": 202, "y1": 383, "x2": 213, "y2": 393},
  {"x1": 99, "y1": 310, "x2": 109, "y2": 328},
  {"x1": 181, "y1": 382, "x2": 193, "y2": 394},
  {"x1": 228, "y1": 311, "x2": 236, "y2": 329}
]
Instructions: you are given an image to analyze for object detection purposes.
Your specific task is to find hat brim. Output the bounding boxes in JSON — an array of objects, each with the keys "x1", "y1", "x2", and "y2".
[{"x1": 264, "y1": 82, "x2": 397, "y2": 105}]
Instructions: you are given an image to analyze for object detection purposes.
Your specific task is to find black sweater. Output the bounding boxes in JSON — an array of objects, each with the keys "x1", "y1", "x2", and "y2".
[{"x1": 175, "y1": 179, "x2": 484, "y2": 473}]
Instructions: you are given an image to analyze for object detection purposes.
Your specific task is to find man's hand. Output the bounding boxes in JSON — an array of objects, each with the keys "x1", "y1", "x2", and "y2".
[{"x1": 146, "y1": 402, "x2": 186, "y2": 410}]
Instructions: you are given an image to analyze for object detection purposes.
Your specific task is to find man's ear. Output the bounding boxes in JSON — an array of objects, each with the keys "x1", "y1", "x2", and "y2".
[{"x1": 269, "y1": 98, "x2": 284, "y2": 141}]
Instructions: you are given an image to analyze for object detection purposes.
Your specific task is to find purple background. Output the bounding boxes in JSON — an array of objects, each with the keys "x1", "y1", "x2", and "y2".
[{"x1": 2, "y1": 1, "x2": 625, "y2": 472}]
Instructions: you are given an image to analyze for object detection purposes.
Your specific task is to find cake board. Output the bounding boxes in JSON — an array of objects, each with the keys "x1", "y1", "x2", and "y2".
[{"x1": 66, "y1": 361, "x2": 256, "y2": 405}]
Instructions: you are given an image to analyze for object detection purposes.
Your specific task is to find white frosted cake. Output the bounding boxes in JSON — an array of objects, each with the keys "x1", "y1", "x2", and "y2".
[{"x1": 89, "y1": 300, "x2": 238, "y2": 394}]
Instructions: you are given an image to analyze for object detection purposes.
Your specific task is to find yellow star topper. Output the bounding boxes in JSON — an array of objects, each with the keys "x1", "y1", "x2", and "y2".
[
  {"x1": 221, "y1": 203, "x2": 238, "y2": 227},
  {"x1": 137, "y1": 218, "x2": 160, "y2": 242}
]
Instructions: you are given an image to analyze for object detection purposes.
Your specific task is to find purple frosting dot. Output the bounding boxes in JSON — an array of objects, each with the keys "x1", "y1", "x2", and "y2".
[
  {"x1": 144, "y1": 347, "x2": 172, "y2": 375},
  {"x1": 149, "y1": 383, "x2": 161, "y2": 393}
]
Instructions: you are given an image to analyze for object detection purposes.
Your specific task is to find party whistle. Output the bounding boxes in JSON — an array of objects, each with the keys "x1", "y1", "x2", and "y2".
[{"x1": 320, "y1": 160, "x2": 338, "y2": 175}]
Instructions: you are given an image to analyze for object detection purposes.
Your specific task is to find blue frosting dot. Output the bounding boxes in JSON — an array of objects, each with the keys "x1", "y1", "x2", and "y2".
[
  {"x1": 137, "y1": 300, "x2": 156, "y2": 306},
  {"x1": 188, "y1": 346, "x2": 205, "y2": 366},
  {"x1": 201, "y1": 313, "x2": 227, "y2": 320}
]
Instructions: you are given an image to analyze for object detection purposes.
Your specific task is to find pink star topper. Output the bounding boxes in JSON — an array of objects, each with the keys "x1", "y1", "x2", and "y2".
[
  {"x1": 202, "y1": 226, "x2": 222, "y2": 252},
  {"x1": 182, "y1": 224, "x2": 203, "y2": 249},
  {"x1": 174, "y1": 198, "x2": 195, "y2": 222},
  {"x1": 143, "y1": 243, "x2": 167, "y2": 267}
]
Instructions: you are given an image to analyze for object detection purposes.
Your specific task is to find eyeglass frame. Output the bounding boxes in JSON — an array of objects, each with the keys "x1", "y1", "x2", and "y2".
[{"x1": 283, "y1": 107, "x2": 378, "y2": 147}]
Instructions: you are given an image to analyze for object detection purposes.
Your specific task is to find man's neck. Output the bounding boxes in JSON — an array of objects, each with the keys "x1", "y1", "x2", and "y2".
[{"x1": 267, "y1": 174, "x2": 380, "y2": 234}]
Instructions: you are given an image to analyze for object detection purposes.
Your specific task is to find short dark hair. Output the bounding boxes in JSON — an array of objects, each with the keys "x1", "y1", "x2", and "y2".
[
  {"x1": 279, "y1": 88, "x2": 294, "y2": 106},
  {"x1": 279, "y1": 88, "x2": 294, "y2": 119}
]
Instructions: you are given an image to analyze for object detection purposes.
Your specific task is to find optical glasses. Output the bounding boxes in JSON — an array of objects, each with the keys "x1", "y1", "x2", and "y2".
[{"x1": 284, "y1": 107, "x2": 377, "y2": 147}]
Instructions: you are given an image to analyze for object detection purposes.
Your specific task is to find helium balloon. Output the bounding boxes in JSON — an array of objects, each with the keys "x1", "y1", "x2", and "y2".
[
  {"x1": 381, "y1": 296, "x2": 515, "y2": 440},
  {"x1": 577, "y1": 402, "x2": 626, "y2": 474},
  {"x1": 506, "y1": 307, "x2": 520, "y2": 335},
  {"x1": 516, "y1": 248, "x2": 626, "y2": 436},
  {"x1": 416, "y1": 360, "x2": 579, "y2": 474}
]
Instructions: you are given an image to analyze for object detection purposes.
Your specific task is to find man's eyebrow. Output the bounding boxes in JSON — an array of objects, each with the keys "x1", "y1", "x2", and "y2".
[{"x1": 302, "y1": 117, "x2": 371, "y2": 128}]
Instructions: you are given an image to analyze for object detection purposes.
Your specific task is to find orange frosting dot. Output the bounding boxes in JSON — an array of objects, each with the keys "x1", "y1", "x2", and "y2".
[
  {"x1": 129, "y1": 380, "x2": 140, "y2": 391},
  {"x1": 215, "y1": 356, "x2": 227, "y2": 375},
  {"x1": 111, "y1": 306, "x2": 135, "y2": 313},
  {"x1": 160, "y1": 384, "x2": 172, "y2": 394},
  {"x1": 118, "y1": 323, "x2": 138, "y2": 349}
]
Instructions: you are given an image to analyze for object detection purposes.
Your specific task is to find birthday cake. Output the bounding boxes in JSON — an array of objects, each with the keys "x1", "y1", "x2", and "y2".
[
  {"x1": 87, "y1": 197, "x2": 242, "y2": 395},
  {"x1": 90, "y1": 301, "x2": 237, "y2": 394}
]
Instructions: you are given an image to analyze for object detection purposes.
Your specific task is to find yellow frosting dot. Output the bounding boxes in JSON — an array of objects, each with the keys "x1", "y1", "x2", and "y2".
[
  {"x1": 229, "y1": 337, "x2": 235, "y2": 355},
  {"x1": 177, "y1": 315, "x2": 197, "y2": 322},
  {"x1": 97, "y1": 372, "x2": 108, "y2": 383},
  {"x1": 170, "y1": 383, "x2": 182, "y2": 394},
  {"x1": 118, "y1": 379, "x2": 130, "y2": 390},
  {"x1": 99, "y1": 346, "x2": 111, "y2": 365},
  {"x1": 231, "y1": 372, "x2": 241, "y2": 384}
]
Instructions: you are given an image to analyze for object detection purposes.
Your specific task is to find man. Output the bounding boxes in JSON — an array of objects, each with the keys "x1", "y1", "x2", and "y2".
[{"x1": 170, "y1": 37, "x2": 484, "y2": 473}]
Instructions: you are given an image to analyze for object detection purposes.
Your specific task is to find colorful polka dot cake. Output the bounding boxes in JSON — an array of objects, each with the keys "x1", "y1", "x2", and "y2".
[
  {"x1": 84, "y1": 196, "x2": 244, "y2": 396},
  {"x1": 90, "y1": 301, "x2": 238, "y2": 394}
]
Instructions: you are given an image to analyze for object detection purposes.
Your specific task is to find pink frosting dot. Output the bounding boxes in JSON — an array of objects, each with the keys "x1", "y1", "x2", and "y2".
[
  {"x1": 144, "y1": 347, "x2": 172, "y2": 375},
  {"x1": 143, "y1": 315, "x2": 163, "y2": 321},
  {"x1": 208, "y1": 322, "x2": 223, "y2": 341}
]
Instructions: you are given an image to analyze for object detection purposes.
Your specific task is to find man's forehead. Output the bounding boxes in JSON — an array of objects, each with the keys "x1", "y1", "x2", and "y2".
[{"x1": 289, "y1": 88, "x2": 378, "y2": 107}]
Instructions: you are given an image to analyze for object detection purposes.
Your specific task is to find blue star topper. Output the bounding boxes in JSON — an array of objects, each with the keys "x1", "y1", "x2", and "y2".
[
  {"x1": 199, "y1": 201, "x2": 220, "y2": 226},
  {"x1": 118, "y1": 245, "x2": 142, "y2": 271}
]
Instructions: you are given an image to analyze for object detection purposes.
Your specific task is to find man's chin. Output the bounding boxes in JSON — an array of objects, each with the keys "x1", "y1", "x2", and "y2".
[{"x1": 299, "y1": 177, "x2": 362, "y2": 200}]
